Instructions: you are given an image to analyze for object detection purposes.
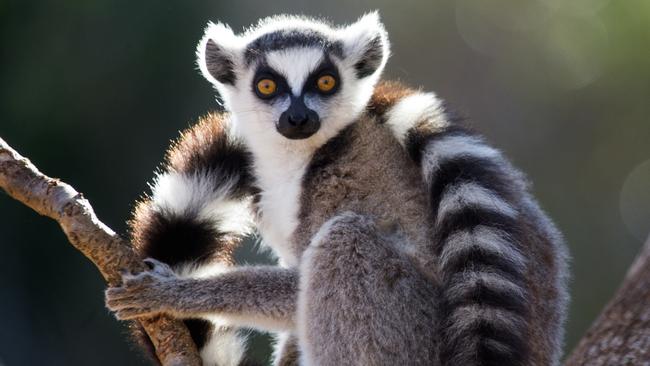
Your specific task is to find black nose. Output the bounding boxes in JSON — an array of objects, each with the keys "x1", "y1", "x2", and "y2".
[
  {"x1": 277, "y1": 109, "x2": 320, "y2": 140},
  {"x1": 277, "y1": 96, "x2": 321, "y2": 139},
  {"x1": 288, "y1": 113, "x2": 309, "y2": 127}
]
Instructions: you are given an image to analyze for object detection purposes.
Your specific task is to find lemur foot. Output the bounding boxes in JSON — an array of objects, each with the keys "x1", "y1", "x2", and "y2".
[{"x1": 105, "y1": 258, "x2": 179, "y2": 320}]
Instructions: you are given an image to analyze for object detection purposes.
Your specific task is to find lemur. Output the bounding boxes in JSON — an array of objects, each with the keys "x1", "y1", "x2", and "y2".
[{"x1": 105, "y1": 12, "x2": 569, "y2": 366}]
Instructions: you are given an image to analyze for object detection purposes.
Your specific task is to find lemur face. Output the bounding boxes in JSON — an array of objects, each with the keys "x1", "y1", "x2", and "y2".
[
  {"x1": 248, "y1": 50, "x2": 341, "y2": 140},
  {"x1": 197, "y1": 13, "x2": 389, "y2": 148}
]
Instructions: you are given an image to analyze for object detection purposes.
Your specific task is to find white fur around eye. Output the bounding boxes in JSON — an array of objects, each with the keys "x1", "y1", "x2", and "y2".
[{"x1": 266, "y1": 48, "x2": 324, "y2": 95}]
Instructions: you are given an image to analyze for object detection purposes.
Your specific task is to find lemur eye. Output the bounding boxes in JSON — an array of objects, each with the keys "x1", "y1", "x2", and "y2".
[
  {"x1": 256, "y1": 78, "x2": 277, "y2": 97},
  {"x1": 316, "y1": 75, "x2": 336, "y2": 93}
]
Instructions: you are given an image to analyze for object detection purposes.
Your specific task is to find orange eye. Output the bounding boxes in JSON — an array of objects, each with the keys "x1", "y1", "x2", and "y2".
[
  {"x1": 317, "y1": 75, "x2": 336, "y2": 93},
  {"x1": 256, "y1": 78, "x2": 277, "y2": 96}
]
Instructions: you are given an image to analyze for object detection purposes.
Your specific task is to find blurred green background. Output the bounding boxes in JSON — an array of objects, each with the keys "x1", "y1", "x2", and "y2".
[{"x1": 1, "y1": 0, "x2": 649, "y2": 365}]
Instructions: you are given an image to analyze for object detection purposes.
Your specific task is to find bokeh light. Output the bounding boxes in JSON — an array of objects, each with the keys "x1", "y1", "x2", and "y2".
[{"x1": 456, "y1": 0, "x2": 607, "y2": 90}]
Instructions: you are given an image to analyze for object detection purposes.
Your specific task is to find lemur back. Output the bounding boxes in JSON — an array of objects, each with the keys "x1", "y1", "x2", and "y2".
[{"x1": 292, "y1": 103, "x2": 434, "y2": 261}]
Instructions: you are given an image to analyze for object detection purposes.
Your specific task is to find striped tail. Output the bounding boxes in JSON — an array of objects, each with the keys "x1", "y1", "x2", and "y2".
[
  {"x1": 379, "y1": 87, "x2": 532, "y2": 365},
  {"x1": 420, "y1": 129, "x2": 530, "y2": 365},
  {"x1": 128, "y1": 112, "x2": 261, "y2": 366}
]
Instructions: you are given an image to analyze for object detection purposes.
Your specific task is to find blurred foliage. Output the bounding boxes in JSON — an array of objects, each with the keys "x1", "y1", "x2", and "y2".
[{"x1": 1, "y1": 0, "x2": 649, "y2": 365}]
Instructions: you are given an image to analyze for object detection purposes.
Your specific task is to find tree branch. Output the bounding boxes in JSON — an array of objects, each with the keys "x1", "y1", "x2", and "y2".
[
  {"x1": 0, "y1": 136, "x2": 202, "y2": 366},
  {"x1": 565, "y1": 236, "x2": 650, "y2": 365}
]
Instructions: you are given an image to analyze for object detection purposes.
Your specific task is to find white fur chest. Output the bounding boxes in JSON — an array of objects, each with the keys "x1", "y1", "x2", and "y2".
[{"x1": 252, "y1": 149, "x2": 310, "y2": 268}]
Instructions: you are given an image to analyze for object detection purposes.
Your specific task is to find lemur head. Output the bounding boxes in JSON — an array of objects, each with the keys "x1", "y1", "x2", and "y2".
[{"x1": 196, "y1": 13, "x2": 389, "y2": 151}]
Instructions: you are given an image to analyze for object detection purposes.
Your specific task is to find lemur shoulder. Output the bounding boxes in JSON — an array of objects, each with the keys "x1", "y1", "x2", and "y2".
[{"x1": 106, "y1": 12, "x2": 569, "y2": 366}]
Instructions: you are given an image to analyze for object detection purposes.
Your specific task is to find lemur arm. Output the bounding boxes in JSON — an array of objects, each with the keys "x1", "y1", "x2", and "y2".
[
  {"x1": 380, "y1": 86, "x2": 535, "y2": 365},
  {"x1": 106, "y1": 258, "x2": 298, "y2": 332}
]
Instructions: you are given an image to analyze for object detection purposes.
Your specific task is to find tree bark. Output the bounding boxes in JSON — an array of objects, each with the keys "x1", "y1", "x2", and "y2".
[
  {"x1": 564, "y1": 237, "x2": 650, "y2": 365},
  {"x1": 0, "y1": 137, "x2": 202, "y2": 366}
]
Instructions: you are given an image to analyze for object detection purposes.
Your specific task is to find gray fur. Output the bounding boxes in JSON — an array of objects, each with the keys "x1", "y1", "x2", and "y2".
[
  {"x1": 293, "y1": 114, "x2": 435, "y2": 255},
  {"x1": 107, "y1": 261, "x2": 298, "y2": 331},
  {"x1": 298, "y1": 212, "x2": 438, "y2": 365},
  {"x1": 106, "y1": 13, "x2": 569, "y2": 366}
]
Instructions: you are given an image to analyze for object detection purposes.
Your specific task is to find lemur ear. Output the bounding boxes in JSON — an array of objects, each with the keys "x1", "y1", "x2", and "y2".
[
  {"x1": 339, "y1": 12, "x2": 390, "y2": 79},
  {"x1": 196, "y1": 22, "x2": 242, "y2": 86}
]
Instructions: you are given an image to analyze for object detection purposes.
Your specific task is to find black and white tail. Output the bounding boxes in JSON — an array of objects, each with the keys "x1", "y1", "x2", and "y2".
[
  {"x1": 129, "y1": 112, "x2": 261, "y2": 366},
  {"x1": 420, "y1": 130, "x2": 530, "y2": 365},
  {"x1": 381, "y1": 87, "x2": 534, "y2": 365}
]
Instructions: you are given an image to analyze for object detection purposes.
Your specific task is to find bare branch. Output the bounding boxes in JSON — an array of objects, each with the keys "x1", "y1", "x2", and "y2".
[
  {"x1": 565, "y1": 237, "x2": 650, "y2": 365},
  {"x1": 0, "y1": 136, "x2": 201, "y2": 366}
]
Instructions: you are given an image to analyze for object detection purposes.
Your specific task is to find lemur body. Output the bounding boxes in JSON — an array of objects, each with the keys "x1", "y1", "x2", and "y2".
[{"x1": 106, "y1": 13, "x2": 569, "y2": 366}]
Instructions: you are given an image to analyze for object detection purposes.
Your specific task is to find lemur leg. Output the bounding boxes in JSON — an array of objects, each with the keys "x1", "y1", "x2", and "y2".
[
  {"x1": 297, "y1": 212, "x2": 438, "y2": 366},
  {"x1": 106, "y1": 259, "x2": 298, "y2": 332}
]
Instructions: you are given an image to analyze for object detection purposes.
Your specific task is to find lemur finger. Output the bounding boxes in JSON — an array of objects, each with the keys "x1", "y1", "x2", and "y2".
[
  {"x1": 105, "y1": 287, "x2": 136, "y2": 303},
  {"x1": 115, "y1": 307, "x2": 157, "y2": 320},
  {"x1": 105, "y1": 287, "x2": 127, "y2": 298},
  {"x1": 106, "y1": 296, "x2": 139, "y2": 311},
  {"x1": 105, "y1": 292, "x2": 144, "y2": 310}
]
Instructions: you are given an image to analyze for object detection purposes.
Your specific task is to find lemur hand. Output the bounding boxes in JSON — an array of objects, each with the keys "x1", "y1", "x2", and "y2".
[{"x1": 105, "y1": 258, "x2": 179, "y2": 320}]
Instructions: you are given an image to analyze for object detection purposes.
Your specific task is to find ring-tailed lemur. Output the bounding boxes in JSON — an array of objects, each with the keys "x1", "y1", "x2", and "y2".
[{"x1": 106, "y1": 13, "x2": 569, "y2": 366}]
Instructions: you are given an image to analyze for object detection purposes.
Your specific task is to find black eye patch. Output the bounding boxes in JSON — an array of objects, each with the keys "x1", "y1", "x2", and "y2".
[
  {"x1": 252, "y1": 65, "x2": 290, "y2": 102},
  {"x1": 251, "y1": 58, "x2": 341, "y2": 101},
  {"x1": 302, "y1": 58, "x2": 341, "y2": 97}
]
